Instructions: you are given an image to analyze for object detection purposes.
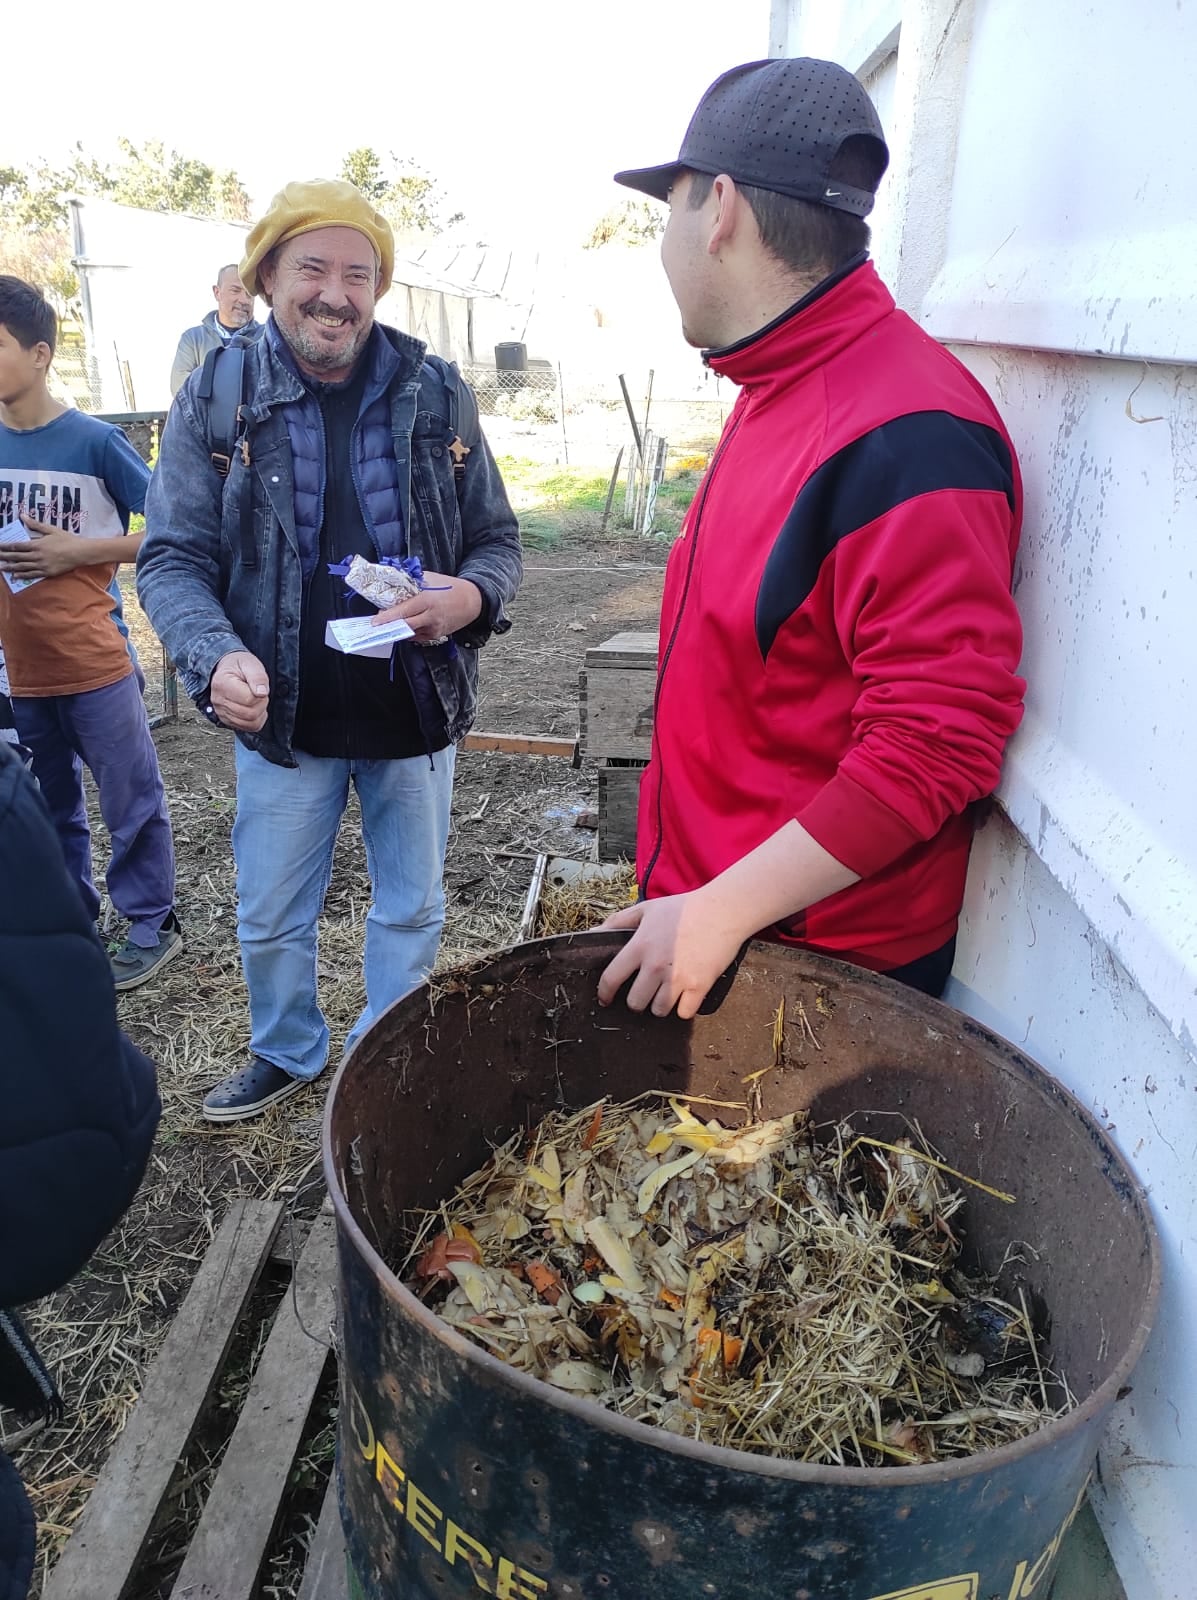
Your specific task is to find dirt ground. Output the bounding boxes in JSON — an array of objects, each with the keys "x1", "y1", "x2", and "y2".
[{"x1": 13, "y1": 530, "x2": 666, "y2": 1596}]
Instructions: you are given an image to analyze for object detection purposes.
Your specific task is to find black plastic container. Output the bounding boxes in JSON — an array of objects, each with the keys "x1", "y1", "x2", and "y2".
[{"x1": 494, "y1": 341, "x2": 528, "y2": 371}]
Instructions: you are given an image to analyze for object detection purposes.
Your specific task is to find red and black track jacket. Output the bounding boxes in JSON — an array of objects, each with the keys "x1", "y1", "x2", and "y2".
[{"x1": 637, "y1": 259, "x2": 1026, "y2": 972}]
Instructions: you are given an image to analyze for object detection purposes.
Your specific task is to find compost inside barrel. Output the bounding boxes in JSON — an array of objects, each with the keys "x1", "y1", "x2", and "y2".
[{"x1": 396, "y1": 1087, "x2": 1070, "y2": 1470}]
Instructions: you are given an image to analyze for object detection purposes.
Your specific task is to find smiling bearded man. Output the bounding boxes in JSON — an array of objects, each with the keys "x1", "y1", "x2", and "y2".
[
  {"x1": 138, "y1": 179, "x2": 522, "y2": 1123},
  {"x1": 262, "y1": 224, "x2": 376, "y2": 375}
]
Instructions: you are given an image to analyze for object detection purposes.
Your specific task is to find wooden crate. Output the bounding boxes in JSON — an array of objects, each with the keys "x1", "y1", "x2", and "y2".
[
  {"x1": 597, "y1": 759, "x2": 647, "y2": 863},
  {"x1": 578, "y1": 630, "x2": 658, "y2": 762},
  {"x1": 43, "y1": 1199, "x2": 346, "y2": 1600}
]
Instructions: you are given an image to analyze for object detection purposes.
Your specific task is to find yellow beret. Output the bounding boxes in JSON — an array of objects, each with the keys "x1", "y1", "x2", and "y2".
[{"x1": 239, "y1": 179, "x2": 394, "y2": 302}]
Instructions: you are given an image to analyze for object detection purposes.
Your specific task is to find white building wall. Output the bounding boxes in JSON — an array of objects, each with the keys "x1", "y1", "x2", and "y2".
[
  {"x1": 771, "y1": 5, "x2": 1195, "y2": 1597},
  {"x1": 71, "y1": 198, "x2": 254, "y2": 412}
]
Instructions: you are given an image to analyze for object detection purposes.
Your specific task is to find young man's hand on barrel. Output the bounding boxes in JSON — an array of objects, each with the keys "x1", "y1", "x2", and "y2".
[
  {"x1": 596, "y1": 892, "x2": 745, "y2": 1019},
  {"x1": 596, "y1": 820, "x2": 859, "y2": 1018}
]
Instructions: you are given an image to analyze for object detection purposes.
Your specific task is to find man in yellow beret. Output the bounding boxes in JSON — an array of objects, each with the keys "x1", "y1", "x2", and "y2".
[{"x1": 138, "y1": 178, "x2": 522, "y2": 1121}]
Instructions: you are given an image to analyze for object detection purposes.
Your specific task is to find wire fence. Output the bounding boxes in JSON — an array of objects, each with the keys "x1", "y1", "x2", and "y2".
[
  {"x1": 52, "y1": 339, "x2": 104, "y2": 412},
  {"x1": 464, "y1": 360, "x2": 730, "y2": 498},
  {"x1": 54, "y1": 337, "x2": 728, "y2": 489}
]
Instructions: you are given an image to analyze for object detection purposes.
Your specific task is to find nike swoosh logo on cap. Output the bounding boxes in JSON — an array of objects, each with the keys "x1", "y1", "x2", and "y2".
[{"x1": 825, "y1": 188, "x2": 842, "y2": 197}]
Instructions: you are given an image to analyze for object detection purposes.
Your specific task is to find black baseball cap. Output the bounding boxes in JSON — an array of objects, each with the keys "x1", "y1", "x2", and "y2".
[{"x1": 614, "y1": 57, "x2": 889, "y2": 218}]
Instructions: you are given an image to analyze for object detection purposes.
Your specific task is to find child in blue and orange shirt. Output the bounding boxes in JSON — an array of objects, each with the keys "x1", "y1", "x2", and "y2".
[{"x1": 0, "y1": 275, "x2": 180, "y2": 989}]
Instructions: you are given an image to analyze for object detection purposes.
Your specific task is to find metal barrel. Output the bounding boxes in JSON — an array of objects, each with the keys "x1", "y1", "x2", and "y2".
[
  {"x1": 494, "y1": 341, "x2": 528, "y2": 371},
  {"x1": 324, "y1": 935, "x2": 1161, "y2": 1600}
]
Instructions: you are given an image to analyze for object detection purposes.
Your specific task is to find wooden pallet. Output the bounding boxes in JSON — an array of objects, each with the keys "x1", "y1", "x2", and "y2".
[
  {"x1": 596, "y1": 760, "x2": 646, "y2": 863},
  {"x1": 577, "y1": 632, "x2": 655, "y2": 862},
  {"x1": 577, "y1": 630, "x2": 657, "y2": 764},
  {"x1": 43, "y1": 1198, "x2": 347, "y2": 1600}
]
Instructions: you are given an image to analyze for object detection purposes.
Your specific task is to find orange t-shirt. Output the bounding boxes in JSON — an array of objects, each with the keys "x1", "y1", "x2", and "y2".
[{"x1": 0, "y1": 410, "x2": 150, "y2": 697}]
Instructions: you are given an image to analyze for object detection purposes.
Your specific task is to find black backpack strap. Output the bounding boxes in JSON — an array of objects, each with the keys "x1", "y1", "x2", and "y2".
[
  {"x1": 422, "y1": 354, "x2": 480, "y2": 498},
  {"x1": 198, "y1": 344, "x2": 258, "y2": 571},
  {"x1": 197, "y1": 344, "x2": 246, "y2": 478}
]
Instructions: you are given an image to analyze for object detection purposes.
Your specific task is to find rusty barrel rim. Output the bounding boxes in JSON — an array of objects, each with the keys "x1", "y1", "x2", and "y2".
[{"x1": 322, "y1": 932, "x2": 1163, "y2": 1489}]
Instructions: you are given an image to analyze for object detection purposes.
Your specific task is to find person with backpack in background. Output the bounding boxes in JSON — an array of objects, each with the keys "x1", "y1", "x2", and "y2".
[
  {"x1": 0, "y1": 275, "x2": 182, "y2": 991},
  {"x1": 169, "y1": 263, "x2": 263, "y2": 397},
  {"x1": 139, "y1": 179, "x2": 522, "y2": 1123}
]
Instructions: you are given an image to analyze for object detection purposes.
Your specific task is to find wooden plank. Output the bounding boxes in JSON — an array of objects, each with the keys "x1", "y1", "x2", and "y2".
[
  {"x1": 598, "y1": 763, "x2": 647, "y2": 863},
  {"x1": 617, "y1": 372, "x2": 642, "y2": 456},
  {"x1": 171, "y1": 1213, "x2": 338, "y2": 1600},
  {"x1": 583, "y1": 631, "x2": 659, "y2": 669},
  {"x1": 579, "y1": 667, "x2": 657, "y2": 760},
  {"x1": 460, "y1": 731, "x2": 579, "y2": 759},
  {"x1": 296, "y1": 1476, "x2": 349, "y2": 1600},
  {"x1": 44, "y1": 1199, "x2": 284, "y2": 1600},
  {"x1": 600, "y1": 446, "x2": 624, "y2": 532}
]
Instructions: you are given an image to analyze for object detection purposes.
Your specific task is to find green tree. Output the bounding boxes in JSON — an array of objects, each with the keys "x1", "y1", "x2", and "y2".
[
  {"x1": 0, "y1": 166, "x2": 27, "y2": 206},
  {"x1": 584, "y1": 198, "x2": 666, "y2": 250},
  {"x1": 2, "y1": 141, "x2": 250, "y2": 229},
  {"x1": 341, "y1": 147, "x2": 390, "y2": 207},
  {"x1": 2, "y1": 147, "x2": 113, "y2": 230},
  {"x1": 111, "y1": 139, "x2": 250, "y2": 220},
  {"x1": 339, "y1": 148, "x2": 463, "y2": 239}
]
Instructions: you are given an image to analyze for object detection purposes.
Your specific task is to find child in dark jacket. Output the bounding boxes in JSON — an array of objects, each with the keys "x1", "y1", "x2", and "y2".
[{"x1": 0, "y1": 740, "x2": 160, "y2": 1599}]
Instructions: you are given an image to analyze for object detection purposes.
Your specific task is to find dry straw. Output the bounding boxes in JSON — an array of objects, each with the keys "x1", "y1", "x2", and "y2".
[
  {"x1": 535, "y1": 864, "x2": 637, "y2": 937},
  {"x1": 401, "y1": 1092, "x2": 1072, "y2": 1468}
]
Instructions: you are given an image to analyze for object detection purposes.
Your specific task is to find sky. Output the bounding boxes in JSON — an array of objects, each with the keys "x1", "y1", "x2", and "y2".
[{"x1": 5, "y1": 0, "x2": 774, "y2": 249}]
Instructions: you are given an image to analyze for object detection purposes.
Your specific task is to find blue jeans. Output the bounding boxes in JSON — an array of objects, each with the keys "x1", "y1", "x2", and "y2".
[
  {"x1": 14, "y1": 672, "x2": 175, "y2": 944},
  {"x1": 232, "y1": 743, "x2": 456, "y2": 1079}
]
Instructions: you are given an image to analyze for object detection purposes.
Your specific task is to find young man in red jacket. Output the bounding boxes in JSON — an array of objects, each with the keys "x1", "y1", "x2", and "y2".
[{"x1": 598, "y1": 57, "x2": 1025, "y2": 1019}]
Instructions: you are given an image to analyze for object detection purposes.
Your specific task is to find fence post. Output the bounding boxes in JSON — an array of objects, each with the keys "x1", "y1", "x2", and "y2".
[
  {"x1": 557, "y1": 362, "x2": 569, "y2": 466},
  {"x1": 641, "y1": 436, "x2": 669, "y2": 535},
  {"x1": 623, "y1": 442, "x2": 640, "y2": 522},
  {"x1": 601, "y1": 447, "x2": 625, "y2": 532},
  {"x1": 633, "y1": 429, "x2": 655, "y2": 531}
]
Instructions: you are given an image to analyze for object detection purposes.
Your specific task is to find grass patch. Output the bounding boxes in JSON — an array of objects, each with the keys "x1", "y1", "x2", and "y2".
[
  {"x1": 498, "y1": 458, "x2": 612, "y2": 551},
  {"x1": 498, "y1": 456, "x2": 701, "y2": 549}
]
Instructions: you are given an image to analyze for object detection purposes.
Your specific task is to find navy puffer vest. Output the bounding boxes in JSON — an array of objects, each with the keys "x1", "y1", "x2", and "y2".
[{"x1": 270, "y1": 325, "x2": 406, "y2": 579}]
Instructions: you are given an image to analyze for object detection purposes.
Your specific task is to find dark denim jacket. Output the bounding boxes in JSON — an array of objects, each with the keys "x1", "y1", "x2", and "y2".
[{"x1": 138, "y1": 318, "x2": 522, "y2": 767}]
